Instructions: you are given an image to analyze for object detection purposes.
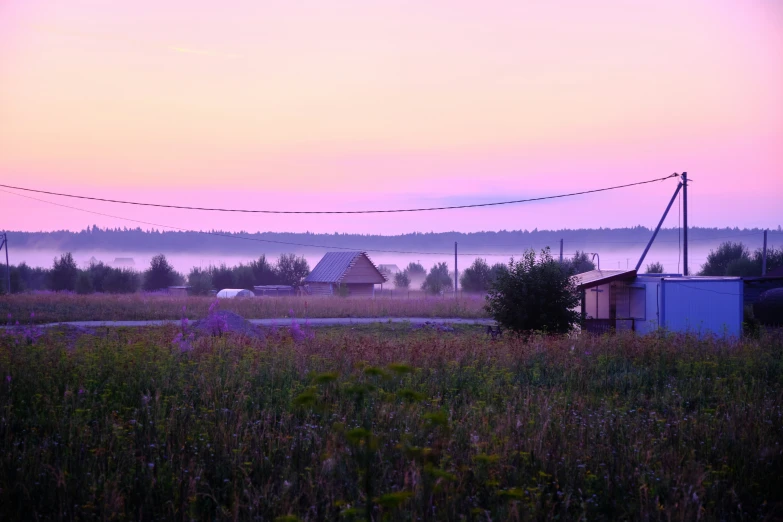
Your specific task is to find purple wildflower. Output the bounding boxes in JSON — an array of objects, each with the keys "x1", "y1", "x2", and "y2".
[
  {"x1": 78, "y1": 387, "x2": 85, "y2": 395},
  {"x1": 5, "y1": 375, "x2": 10, "y2": 383}
]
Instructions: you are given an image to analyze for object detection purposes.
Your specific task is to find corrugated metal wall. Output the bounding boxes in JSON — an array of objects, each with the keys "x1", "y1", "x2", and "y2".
[{"x1": 662, "y1": 279, "x2": 743, "y2": 337}]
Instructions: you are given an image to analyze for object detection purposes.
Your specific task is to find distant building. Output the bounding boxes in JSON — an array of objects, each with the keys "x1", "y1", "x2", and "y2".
[
  {"x1": 378, "y1": 264, "x2": 401, "y2": 275},
  {"x1": 304, "y1": 252, "x2": 387, "y2": 297},
  {"x1": 168, "y1": 285, "x2": 191, "y2": 297},
  {"x1": 574, "y1": 269, "x2": 743, "y2": 337},
  {"x1": 113, "y1": 257, "x2": 136, "y2": 267},
  {"x1": 253, "y1": 285, "x2": 296, "y2": 297}
]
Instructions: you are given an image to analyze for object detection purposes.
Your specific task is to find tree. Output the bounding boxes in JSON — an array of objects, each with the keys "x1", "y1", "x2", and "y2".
[
  {"x1": 700, "y1": 242, "x2": 750, "y2": 276},
  {"x1": 394, "y1": 271, "x2": 410, "y2": 289},
  {"x1": 460, "y1": 258, "x2": 493, "y2": 292},
  {"x1": 209, "y1": 264, "x2": 235, "y2": 290},
  {"x1": 421, "y1": 262, "x2": 452, "y2": 295},
  {"x1": 188, "y1": 267, "x2": 213, "y2": 296},
  {"x1": 75, "y1": 271, "x2": 94, "y2": 294},
  {"x1": 752, "y1": 246, "x2": 783, "y2": 275},
  {"x1": 233, "y1": 264, "x2": 256, "y2": 290},
  {"x1": 645, "y1": 262, "x2": 664, "y2": 274},
  {"x1": 249, "y1": 255, "x2": 279, "y2": 285},
  {"x1": 276, "y1": 253, "x2": 310, "y2": 286},
  {"x1": 103, "y1": 268, "x2": 140, "y2": 293},
  {"x1": 485, "y1": 248, "x2": 580, "y2": 335},
  {"x1": 50, "y1": 253, "x2": 79, "y2": 291},
  {"x1": 405, "y1": 262, "x2": 426, "y2": 278},
  {"x1": 563, "y1": 250, "x2": 596, "y2": 275},
  {"x1": 143, "y1": 254, "x2": 179, "y2": 291}
]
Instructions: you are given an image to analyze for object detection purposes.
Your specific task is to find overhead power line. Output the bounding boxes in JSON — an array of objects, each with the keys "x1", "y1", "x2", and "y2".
[
  {"x1": 0, "y1": 188, "x2": 534, "y2": 257},
  {"x1": 0, "y1": 174, "x2": 678, "y2": 214}
]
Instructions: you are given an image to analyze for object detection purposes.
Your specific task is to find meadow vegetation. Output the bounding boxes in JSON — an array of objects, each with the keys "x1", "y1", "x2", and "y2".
[
  {"x1": 1, "y1": 325, "x2": 781, "y2": 520},
  {"x1": 0, "y1": 293, "x2": 489, "y2": 324}
]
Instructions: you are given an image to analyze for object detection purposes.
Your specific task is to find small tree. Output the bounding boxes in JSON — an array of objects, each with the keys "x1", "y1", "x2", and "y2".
[
  {"x1": 421, "y1": 262, "x2": 452, "y2": 295},
  {"x1": 209, "y1": 264, "x2": 235, "y2": 290},
  {"x1": 394, "y1": 271, "x2": 410, "y2": 289},
  {"x1": 405, "y1": 262, "x2": 426, "y2": 278},
  {"x1": 485, "y1": 248, "x2": 580, "y2": 335},
  {"x1": 645, "y1": 262, "x2": 664, "y2": 274},
  {"x1": 276, "y1": 253, "x2": 310, "y2": 286},
  {"x1": 143, "y1": 254, "x2": 178, "y2": 291},
  {"x1": 460, "y1": 258, "x2": 493, "y2": 292},
  {"x1": 249, "y1": 255, "x2": 279, "y2": 285},
  {"x1": 103, "y1": 268, "x2": 140, "y2": 293},
  {"x1": 50, "y1": 253, "x2": 79, "y2": 291},
  {"x1": 700, "y1": 242, "x2": 749, "y2": 276},
  {"x1": 75, "y1": 271, "x2": 94, "y2": 294},
  {"x1": 233, "y1": 264, "x2": 256, "y2": 290},
  {"x1": 188, "y1": 267, "x2": 213, "y2": 296},
  {"x1": 564, "y1": 250, "x2": 596, "y2": 275}
]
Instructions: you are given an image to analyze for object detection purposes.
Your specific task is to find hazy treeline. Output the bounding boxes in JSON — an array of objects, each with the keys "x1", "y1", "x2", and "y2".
[
  {"x1": 5, "y1": 225, "x2": 780, "y2": 255},
  {"x1": 0, "y1": 253, "x2": 310, "y2": 295}
]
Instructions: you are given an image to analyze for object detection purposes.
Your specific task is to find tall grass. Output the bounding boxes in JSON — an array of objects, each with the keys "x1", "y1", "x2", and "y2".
[
  {"x1": 1, "y1": 327, "x2": 781, "y2": 520},
  {"x1": 1, "y1": 293, "x2": 489, "y2": 324}
]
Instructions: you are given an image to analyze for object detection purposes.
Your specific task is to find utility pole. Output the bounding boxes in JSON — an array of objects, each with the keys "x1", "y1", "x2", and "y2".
[
  {"x1": 0, "y1": 233, "x2": 9, "y2": 294},
  {"x1": 559, "y1": 238, "x2": 563, "y2": 263},
  {"x1": 762, "y1": 229, "x2": 768, "y2": 276},
  {"x1": 454, "y1": 242, "x2": 458, "y2": 297},
  {"x1": 682, "y1": 172, "x2": 688, "y2": 276},
  {"x1": 636, "y1": 177, "x2": 683, "y2": 272}
]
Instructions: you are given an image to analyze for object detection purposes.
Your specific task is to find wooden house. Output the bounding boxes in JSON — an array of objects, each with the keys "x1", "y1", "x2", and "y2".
[{"x1": 304, "y1": 252, "x2": 387, "y2": 297}]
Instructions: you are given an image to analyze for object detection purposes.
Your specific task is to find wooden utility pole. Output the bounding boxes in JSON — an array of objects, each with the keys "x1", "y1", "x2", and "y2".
[
  {"x1": 682, "y1": 172, "x2": 689, "y2": 276},
  {"x1": 559, "y1": 238, "x2": 563, "y2": 263},
  {"x1": 1, "y1": 233, "x2": 9, "y2": 294},
  {"x1": 454, "y1": 242, "x2": 458, "y2": 297},
  {"x1": 762, "y1": 229, "x2": 768, "y2": 276}
]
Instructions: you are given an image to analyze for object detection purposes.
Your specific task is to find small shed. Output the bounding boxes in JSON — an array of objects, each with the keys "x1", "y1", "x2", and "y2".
[
  {"x1": 304, "y1": 252, "x2": 387, "y2": 297},
  {"x1": 574, "y1": 270, "x2": 743, "y2": 337},
  {"x1": 254, "y1": 285, "x2": 296, "y2": 297},
  {"x1": 168, "y1": 285, "x2": 191, "y2": 297},
  {"x1": 216, "y1": 288, "x2": 254, "y2": 298}
]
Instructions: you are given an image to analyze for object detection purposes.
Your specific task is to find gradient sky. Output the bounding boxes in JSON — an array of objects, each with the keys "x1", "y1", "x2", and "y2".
[{"x1": 1, "y1": 0, "x2": 781, "y2": 234}]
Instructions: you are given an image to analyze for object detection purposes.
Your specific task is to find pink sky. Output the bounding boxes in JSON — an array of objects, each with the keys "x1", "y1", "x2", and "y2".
[{"x1": 1, "y1": 0, "x2": 781, "y2": 234}]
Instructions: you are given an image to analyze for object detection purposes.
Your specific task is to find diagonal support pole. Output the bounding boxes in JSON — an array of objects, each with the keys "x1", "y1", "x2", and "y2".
[{"x1": 636, "y1": 182, "x2": 683, "y2": 272}]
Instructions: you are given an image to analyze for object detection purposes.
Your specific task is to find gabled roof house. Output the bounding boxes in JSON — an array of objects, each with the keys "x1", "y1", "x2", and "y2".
[{"x1": 304, "y1": 252, "x2": 387, "y2": 296}]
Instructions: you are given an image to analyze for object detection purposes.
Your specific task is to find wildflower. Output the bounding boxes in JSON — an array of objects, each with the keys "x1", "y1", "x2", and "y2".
[
  {"x1": 5, "y1": 375, "x2": 10, "y2": 384},
  {"x1": 78, "y1": 388, "x2": 85, "y2": 395}
]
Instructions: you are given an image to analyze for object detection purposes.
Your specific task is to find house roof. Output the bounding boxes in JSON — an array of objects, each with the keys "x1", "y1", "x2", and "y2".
[
  {"x1": 573, "y1": 269, "x2": 637, "y2": 290},
  {"x1": 305, "y1": 252, "x2": 387, "y2": 283}
]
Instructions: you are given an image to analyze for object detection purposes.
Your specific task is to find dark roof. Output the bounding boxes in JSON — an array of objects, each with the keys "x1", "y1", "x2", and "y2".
[
  {"x1": 253, "y1": 285, "x2": 295, "y2": 290},
  {"x1": 573, "y1": 269, "x2": 637, "y2": 290},
  {"x1": 304, "y1": 252, "x2": 386, "y2": 283}
]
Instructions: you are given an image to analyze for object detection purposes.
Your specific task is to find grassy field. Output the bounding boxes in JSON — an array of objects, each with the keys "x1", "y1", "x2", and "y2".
[
  {"x1": 1, "y1": 324, "x2": 781, "y2": 520},
  {"x1": 1, "y1": 293, "x2": 489, "y2": 324}
]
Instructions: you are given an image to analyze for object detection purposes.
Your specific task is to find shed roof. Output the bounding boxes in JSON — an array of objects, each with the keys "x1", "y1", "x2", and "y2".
[
  {"x1": 304, "y1": 252, "x2": 387, "y2": 284},
  {"x1": 573, "y1": 269, "x2": 637, "y2": 290}
]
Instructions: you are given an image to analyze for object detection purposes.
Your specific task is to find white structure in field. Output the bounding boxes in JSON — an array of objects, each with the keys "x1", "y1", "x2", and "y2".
[
  {"x1": 575, "y1": 270, "x2": 743, "y2": 338},
  {"x1": 216, "y1": 288, "x2": 254, "y2": 298}
]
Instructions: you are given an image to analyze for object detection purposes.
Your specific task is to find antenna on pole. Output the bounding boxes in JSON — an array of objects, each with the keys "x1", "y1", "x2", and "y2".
[
  {"x1": 636, "y1": 176, "x2": 683, "y2": 272},
  {"x1": 681, "y1": 172, "x2": 688, "y2": 275}
]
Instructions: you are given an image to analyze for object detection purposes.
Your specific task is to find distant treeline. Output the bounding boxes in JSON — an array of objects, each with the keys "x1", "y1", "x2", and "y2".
[
  {"x1": 5, "y1": 225, "x2": 780, "y2": 255},
  {"x1": 0, "y1": 253, "x2": 310, "y2": 295}
]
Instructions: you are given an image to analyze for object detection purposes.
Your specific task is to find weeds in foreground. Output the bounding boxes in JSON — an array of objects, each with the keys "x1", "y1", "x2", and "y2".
[{"x1": 0, "y1": 328, "x2": 781, "y2": 520}]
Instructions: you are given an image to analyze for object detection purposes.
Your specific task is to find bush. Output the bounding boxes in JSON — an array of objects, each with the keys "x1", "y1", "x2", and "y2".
[
  {"x1": 394, "y1": 271, "x2": 410, "y2": 289},
  {"x1": 460, "y1": 258, "x2": 493, "y2": 292},
  {"x1": 233, "y1": 264, "x2": 256, "y2": 290},
  {"x1": 645, "y1": 262, "x2": 664, "y2": 274},
  {"x1": 187, "y1": 268, "x2": 213, "y2": 296},
  {"x1": 421, "y1": 262, "x2": 452, "y2": 295},
  {"x1": 486, "y1": 248, "x2": 580, "y2": 335},
  {"x1": 143, "y1": 254, "x2": 179, "y2": 291},
  {"x1": 276, "y1": 253, "x2": 310, "y2": 287},
  {"x1": 50, "y1": 253, "x2": 79, "y2": 292},
  {"x1": 700, "y1": 242, "x2": 750, "y2": 276}
]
